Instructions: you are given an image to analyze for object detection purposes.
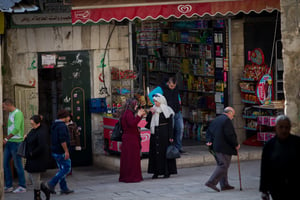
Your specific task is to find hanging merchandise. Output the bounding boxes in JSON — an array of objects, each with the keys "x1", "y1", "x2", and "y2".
[{"x1": 240, "y1": 48, "x2": 283, "y2": 146}]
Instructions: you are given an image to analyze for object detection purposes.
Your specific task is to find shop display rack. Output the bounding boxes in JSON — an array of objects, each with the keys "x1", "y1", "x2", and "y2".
[{"x1": 135, "y1": 19, "x2": 227, "y2": 141}]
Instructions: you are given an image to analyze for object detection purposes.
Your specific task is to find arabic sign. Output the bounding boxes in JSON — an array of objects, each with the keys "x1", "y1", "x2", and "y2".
[{"x1": 12, "y1": 13, "x2": 71, "y2": 26}]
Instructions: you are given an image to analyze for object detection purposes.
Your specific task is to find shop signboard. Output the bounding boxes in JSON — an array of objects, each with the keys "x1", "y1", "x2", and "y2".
[{"x1": 256, "y1": 74, "x2": 272, "y2": 105}]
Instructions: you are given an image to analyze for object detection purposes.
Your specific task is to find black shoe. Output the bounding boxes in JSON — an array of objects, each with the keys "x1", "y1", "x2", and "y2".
[
  {"x1": 221, "y1": 185, "x2": 235, "y2": 191},
  {"x1": 205, "y1": 182, "x2": 220, "y2": 192},
  {"x1": 163, "y1": 174, "x2": 170, "y2": 178},
  {"x1": 60, "y1": 189, "x2": 74, "y2": 195},
  {"x1": 152, "y1": 174, "x2": 158, "y2": 179},
  {"x1": 42, "y1": 182, "x2": 56, "y2": 194},
  {"x1": 40, "y1": 182, "x2": 51, "y2": 200}
]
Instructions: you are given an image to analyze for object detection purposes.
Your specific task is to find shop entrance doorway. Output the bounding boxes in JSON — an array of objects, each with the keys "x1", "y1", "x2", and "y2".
[{"x1": 38, "y1": 51, "x2": 92, "y2": 167}]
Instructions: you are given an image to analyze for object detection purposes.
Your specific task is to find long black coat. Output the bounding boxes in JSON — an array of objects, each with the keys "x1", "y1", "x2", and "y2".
[
  {"x1": 260, "y1": 134, "x2": 300, "y2": 199},
  {"x1": 25, "y1": 124, "x2": 49, "y2": 173},
  {"x1": 146, "y1": 112, "x2": 177, "y2": 176},
  {"x1": 206, "y1": 114, "x2": 238, "y2": 155}
]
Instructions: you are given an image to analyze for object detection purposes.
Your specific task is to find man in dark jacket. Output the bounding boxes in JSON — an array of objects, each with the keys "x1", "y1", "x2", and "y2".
[
  {"x1": 259, "y1": 115, "x2": 300, "y2": 200},
  {"x1": 42, "y1": 109, "x2": 74, "y2": 195},
  {"x1": 148, "y1": 76, "x2": 185, "y2": 153},
  {"x1": 205, "y1": 107, "x2": 240, "y2": 192}
]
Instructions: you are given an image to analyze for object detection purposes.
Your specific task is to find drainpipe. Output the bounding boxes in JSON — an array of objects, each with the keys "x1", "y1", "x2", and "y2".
[{"x1": 129, "y1": 21, "x2": 134, "y2": 97}]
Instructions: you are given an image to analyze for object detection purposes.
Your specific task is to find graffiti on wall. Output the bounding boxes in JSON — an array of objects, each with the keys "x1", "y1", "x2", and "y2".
[{"x1": 27, "y1": 59, "x2": 37, "y2": 70}]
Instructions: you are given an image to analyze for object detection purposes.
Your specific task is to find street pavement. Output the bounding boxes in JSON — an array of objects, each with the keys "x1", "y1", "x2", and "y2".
[{"x1": 5, "y1": 159, "x2": 262, "y2": 200}]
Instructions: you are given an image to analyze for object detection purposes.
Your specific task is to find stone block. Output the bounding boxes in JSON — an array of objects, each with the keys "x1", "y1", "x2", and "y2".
[
  {"x1": 99, "y1": 25, "x2": 110, "y2": 49},
  {"x1": 108, "y1": 48, "x2": 129, "y2": 62},
  {"x1": 231, "y1": 44, "x2": 244, "y2": 57},
  {"x1": 231, "y1": 55, "x2": 244, "y2": 68},
  {"x1": 72, "y1": 26, "x2": 82, "y2": 50},
  {"x1": 81, "y1": 26, "x2": 92, "y2": 50},
  {"x1": 90, "y1": 25, "x2": 100, "y2": 50}
]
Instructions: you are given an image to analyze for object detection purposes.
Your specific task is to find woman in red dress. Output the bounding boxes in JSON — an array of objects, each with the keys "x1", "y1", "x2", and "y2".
[{"x1": 119, "y1": 98, "x2": 146, "y2": 183}]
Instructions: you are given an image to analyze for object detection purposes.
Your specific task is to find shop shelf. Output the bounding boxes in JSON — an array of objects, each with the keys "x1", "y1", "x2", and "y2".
[
  {"x1": 241, "y1": 77, "x2": 256, "y2": 81},
  {"x1": 193, "y1": 74, "x2": 215, "y2": 78},
  {"x1": 180, "y1": 89, "x2": 215, "y2": 94},
  {"x1": 241, "y1": 89, "x2": 255, "y2": 94},
  {"x1": 241, "y1": 99, "x2": 257, "y2": 104},
  {"x1": 243, "y1": 126, "x2": 257, "y2": 131},
  {"x1": 242, "y1": 115, "x2": 257, "y2": 119},
  {"x1": 163, "y1": 41, "x2": 209, "y2": 45}
]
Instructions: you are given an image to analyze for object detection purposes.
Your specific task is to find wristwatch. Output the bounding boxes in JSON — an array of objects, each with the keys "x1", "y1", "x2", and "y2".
[{"x1": 4, "y1": 138, "x2": 8, "y2": 141}]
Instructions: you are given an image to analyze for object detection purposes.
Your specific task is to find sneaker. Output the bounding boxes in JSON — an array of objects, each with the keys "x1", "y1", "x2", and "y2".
[
  {"x1": 4, "y1": 187, "x2": 14, "y2": 193},
  {"x1": 12, "y1": 186, "x2": 26, "y2": 193}
]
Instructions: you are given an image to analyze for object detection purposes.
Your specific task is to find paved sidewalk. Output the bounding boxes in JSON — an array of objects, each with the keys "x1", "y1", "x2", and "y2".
[
  {"x1": 95, "y1": 144, "x2": 262, "y2": 171},
  {"x1": 5, "y1": 160, "x2": 262, "y2": 200}
]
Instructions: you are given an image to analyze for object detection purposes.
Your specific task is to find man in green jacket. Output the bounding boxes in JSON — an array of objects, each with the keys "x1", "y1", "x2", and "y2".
[{"x1": 2, "y1": 98, "x2": 26, "y2": 193}]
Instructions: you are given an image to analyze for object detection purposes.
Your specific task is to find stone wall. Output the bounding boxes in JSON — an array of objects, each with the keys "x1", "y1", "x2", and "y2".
[
  {"x1": 3, "y1": 24, "x2": 130, "y2": 158},
  {"x1": 231, "y1": 19, "x2": 246, "y2": 143},
  {"x1": 280, "y1": 0, "x2": 300, "y2": 135}
]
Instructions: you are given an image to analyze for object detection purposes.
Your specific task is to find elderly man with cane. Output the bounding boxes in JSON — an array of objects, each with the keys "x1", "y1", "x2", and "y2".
[{"x1": 205, "y1": 107, "x2": 240, "y2": 192}]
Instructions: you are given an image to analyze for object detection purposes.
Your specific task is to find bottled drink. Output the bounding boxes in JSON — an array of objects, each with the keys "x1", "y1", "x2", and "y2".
[{"x1": 107, "y1": 104, "x2": 112, "y2": 117}]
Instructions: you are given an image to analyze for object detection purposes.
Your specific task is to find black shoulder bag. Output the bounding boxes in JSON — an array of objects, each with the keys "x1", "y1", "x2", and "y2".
[{"x1": 111, "y1": 118, "x2": 123, "y2": 141}]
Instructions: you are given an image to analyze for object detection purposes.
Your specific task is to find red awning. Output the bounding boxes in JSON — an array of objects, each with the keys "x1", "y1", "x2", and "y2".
[{"x1": 71, "y1": 0, "x2": 280, "y2": 24}]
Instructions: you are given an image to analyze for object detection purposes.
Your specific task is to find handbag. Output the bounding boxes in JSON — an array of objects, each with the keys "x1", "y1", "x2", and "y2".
[
  {"x1": 110, "y1": 118, "x2": 123, "y2": 141},
  {"x1": 166, "y1": 144, "x2": 181, "y2": 159},
  {"x1": 17, "y1": 140, "x2": 27, "y2": 158}
]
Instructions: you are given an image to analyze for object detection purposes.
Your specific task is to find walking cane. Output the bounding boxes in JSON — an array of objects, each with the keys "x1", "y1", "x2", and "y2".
[{"x1": 237, "y1": 150, "x2": 242, "y2": 191}]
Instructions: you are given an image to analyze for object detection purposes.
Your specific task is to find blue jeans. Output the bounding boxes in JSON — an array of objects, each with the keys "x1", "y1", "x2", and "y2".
[
  {"x1": 3, "y1": 141, "x2": 26, "y2": 188},
  {"x1": 173, "y1": 112, "x2": 184, "y2": 151},
  {"x1": 48, "y1": 153, "x2": 71, "y2": 191}
]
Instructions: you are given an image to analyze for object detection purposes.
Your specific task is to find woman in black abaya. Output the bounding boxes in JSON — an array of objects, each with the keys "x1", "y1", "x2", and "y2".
[{"x1": 146, "y1": 93, "x2": 177, "y2": 179}]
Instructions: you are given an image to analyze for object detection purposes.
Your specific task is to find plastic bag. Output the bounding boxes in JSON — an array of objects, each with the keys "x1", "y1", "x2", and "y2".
[{"x1": 166, "y1": 144, "x2": 180, "y2": 159}]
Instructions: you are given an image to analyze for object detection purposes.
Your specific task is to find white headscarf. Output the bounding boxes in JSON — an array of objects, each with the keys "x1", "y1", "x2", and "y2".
[{"x1": 150, "y1": 93, "x2": 175, "y2": 134}]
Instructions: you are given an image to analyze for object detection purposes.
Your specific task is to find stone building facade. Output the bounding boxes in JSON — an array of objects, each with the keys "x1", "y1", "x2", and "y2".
[
  {"x1": 2, "y1": 24, "x2": 131, "y2": 164},
  {"x1": 1, "y1": 16, "x2": 251, "y2": 168}
]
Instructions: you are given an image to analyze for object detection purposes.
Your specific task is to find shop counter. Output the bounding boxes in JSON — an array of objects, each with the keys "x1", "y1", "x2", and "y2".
[{"x1": 103, "y1": 116, "x2": 150, "y2": 154}]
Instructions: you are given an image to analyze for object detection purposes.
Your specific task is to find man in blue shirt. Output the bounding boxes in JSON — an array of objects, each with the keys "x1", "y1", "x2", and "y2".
[
  {"x1": 42, "y1": 109, "x2": 74, "y2": 195},
  {"x1": 148, "y1": 76, "x2": 185, "y2": 153}
]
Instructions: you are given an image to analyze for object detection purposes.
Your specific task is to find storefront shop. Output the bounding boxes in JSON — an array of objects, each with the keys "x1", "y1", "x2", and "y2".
[{"x1": 71, "y1": 0, "x2": 280, "y2": 154}]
